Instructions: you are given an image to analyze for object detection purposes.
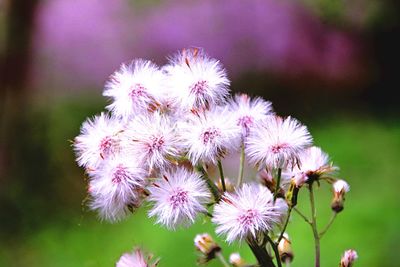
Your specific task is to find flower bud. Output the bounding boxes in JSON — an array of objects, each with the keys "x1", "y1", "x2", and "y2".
[
  {"x1": 285, "y1": 179, "x2": 300, "y2": 207},
  {"x1": 331, "y1": 179, "x2": 350, "y2": 212},
  {"x1": 229, "y1": 253, "x2": 246, "y2": 267},
  {"x1": 340, "y1": 249, "x2": 358, "y2": 267},
  {"x1": 277, "y1": 233, "x2": 294, "y2": 264},
  {"x1": 194, "y1": 233, "x2": 221, "y2": 263}
]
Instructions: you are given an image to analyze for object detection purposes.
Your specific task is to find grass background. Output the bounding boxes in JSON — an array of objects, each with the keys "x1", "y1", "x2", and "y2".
[{"x1": 1, "y1": 98, "x2": 399, "y2": 267}]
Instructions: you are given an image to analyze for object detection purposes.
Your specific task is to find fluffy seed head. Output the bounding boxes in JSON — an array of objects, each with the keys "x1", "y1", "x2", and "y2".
[
  {"x1": 148, "y1": 168, "x2": 211, "y2": 229},
  {"x1": 245, "y1": 116, "x2": 313, "y2": 170},
  {"x1": 340, "y1": 249, "x2": 358, "y2": 267},
  {"x1": 164, "y1": 48, "x2": 230, "y2": 112},
  {"x1": 103, "y1": 59, "x2": 165, "y2": 119},
  {"x1": 124, "y1": 112, "x2": 181, "y2": 171},
  {"x1": 334, "y1": 179, "x2": 350, "y2": 194},
  {"x1": 179, "y1": 108, "x2": 241, "y2": 165},
  {"x1": 88, "y1": 155, "x2": 147, "y2": 222},
  {"x1": 212, "y1": 183, "x2": 288, "y2": 243},
  {"x1": 74, "y1": 113, "x2": 124, "y2": 169},
  {"x1": 228, "y1": 94, "x2": 273, "y2": 138},
  {"x1": 116, "y1": 247, "x2": 159, "y2": 267}
]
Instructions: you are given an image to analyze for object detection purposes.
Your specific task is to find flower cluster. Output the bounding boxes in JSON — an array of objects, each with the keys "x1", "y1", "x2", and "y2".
[{"x1": 74, "y1": 48, "x2": 356, "y2": 266}]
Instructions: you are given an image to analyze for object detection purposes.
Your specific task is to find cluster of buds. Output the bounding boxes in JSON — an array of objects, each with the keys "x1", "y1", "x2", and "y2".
[{"x1": 73, "y1": 48, "x2": 356, "y2": 266}]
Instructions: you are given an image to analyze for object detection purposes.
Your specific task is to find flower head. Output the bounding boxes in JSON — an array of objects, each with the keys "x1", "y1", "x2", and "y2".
[
  {"x1": 194, "y1": 233, "x2": 221, "y2": 263},
  {"x1": 148, "y1": 168, "x2": 211, "y2": 229},
  {"x1": 164, "y1": 48, "x2": 230, "y2": 112},
  {"x1": 116, "y1": 247, "x2": 159, "y2": 267},
  {"x1": 88, "y1": 155, "x2": 147, "y2": 222},
  {"x1": 246, "y1": 116, "x2": 313, "y2": 170},
  {"x1": 285, "y1": 146, "x2": 338, "y2": 187},
  {"x1": 331, "y1": 179, "x2": 350, "y2": 212},
  {"x1": 340, "y1": 249, "x2": 358, "y2": 267},
  {"x1": 228, "y1": 94, "x2": 273, "y2": 138},
  {"x1": 124, "y1": 112, "x2": 181, "y2": 171},
  {"x1": 179, "y1": 108, "x2": 241, "y2": 165},
  {"x1": 103, "y1": 59, "x2": 165, "y2": 119},
  {"x1": 74, "y1": 113, "x2": 124, "y2": 169},
  {"x1": 212, "y1": 183, "x2": 288, "y2": 243}
]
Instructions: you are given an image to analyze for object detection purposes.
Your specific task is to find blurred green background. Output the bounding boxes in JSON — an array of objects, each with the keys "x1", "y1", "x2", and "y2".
[{"x1": 1, "y1": 0, "x2": 399, "y2": 266}]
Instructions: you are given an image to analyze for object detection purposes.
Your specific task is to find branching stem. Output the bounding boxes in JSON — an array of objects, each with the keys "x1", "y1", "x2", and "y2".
[
  {"x1": 273, "y1": 168, "x2": 282, "y2": 202},
  {"x1": 217, "y1": 159, "x2": 226, "y2": 192},
  {"x1": 309, "y1": 183, "x2": 320, "y2": 267},
  {"x1": 237, "y1": 144, "x2": 245, "y2": 188},
  {"x1": 216, "y1": 251, "x2": 230, "y2": 267},
  {"x1": 319, "y1": 212, "x2": 337, "y2": 238}
]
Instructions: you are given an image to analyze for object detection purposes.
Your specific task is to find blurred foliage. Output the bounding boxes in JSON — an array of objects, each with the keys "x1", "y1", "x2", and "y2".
[{"x1": 0, "y1": 97, "x2": 399, "y2": 266}]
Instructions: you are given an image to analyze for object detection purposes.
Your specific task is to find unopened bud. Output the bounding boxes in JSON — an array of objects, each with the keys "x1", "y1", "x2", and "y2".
[
  {"x1": 258, "y1": 169, "x2": 275, "y2": 192},
  {"x1": 229, "y1": 253, "x2": 246, "y2": 267},
  {"x1": 277, "y1": 233, "x2": 294, "y2": 263},
  {"x1": 194, "y1": 233, "x2": 221, "y2": 263},
  {"x1": 331, "y1": 180, "x2": 350, "y2": 212},
  {"x1": 216, "y1": 177, "x2": 235, "y2": 192},
  {"x1": 340, "y1": 249, "x2": 358, "y2": 267},
  {"x1": 286, "y1": 180, "x2": 300, "y2": 207}
]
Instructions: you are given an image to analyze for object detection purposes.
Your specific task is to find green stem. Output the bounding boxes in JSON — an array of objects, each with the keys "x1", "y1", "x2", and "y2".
[
  {"x1": 196, "y1": 165, "x2": 221, "y2": 202},
  {"x1": 265, "y1": 235, "x2": 282, "y2": 267},
  {"x1": 273, "y1": 168, "x2": 282, "y2": 202},
  {"x1": 217, "y1": 159, "x2": 226, "y2": 192},
  {"x1": 276, "y1": 207, "x2": 292, "y2": 244},
  {"x1": 247, "y1": 237, "x2": 276, "y2": 267},
  {"x1": 309, "y1": 183, "x2": 320, "y2": 267},
  {"x1": 216, "y1": 251, "x2": 230, "y2": 267},
  {"x1": 293, "y1": 207, "x2": 312, "y2": 225},
  {"x1": 237, "y1": 144, "x2": 245, "y2": 188},
  {"x1": 319, "y1": 212, "x2": 337, "y2": 238}
]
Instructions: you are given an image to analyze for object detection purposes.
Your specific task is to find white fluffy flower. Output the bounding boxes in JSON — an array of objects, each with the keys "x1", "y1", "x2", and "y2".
[
  {"x1": 245, "y1": 116, "x2": 313, "y2": 170},
  {"x1": 116, "y1": 248, "x2": 159, "y2": 267},
  {"x1": 333, "y1": 179, "x2": 350, "y2": 194},
  {"x1": 148, "y1": 168, "x2": 211, "y2": 229},
  {"x1": 103, "y1": 59, "x2": 165, "y2": 119},
  {"x1": 88, "y1": 155, "x2": 147, "y2": 222},
  {"x1": 212, "y1": 183, "x2": 288, "y2": 243},
  {"x1": 164, "y1": 48, "x2": 230, "y2": 112},
  {"x1": 74, "y1": 113, "x2": 124, "y2": 169},
  {"x1": 284, "y1": 146, "x2": 338, "y2": 186},
  {"x1": 228, "y1": 94, "x2": 273, "y2": 138},
  {"x1": 179, "y1": 109, "x2": 241, "y2": 165},
  {"x1": 124, "y1": 112, "x2": 181, "y2": 171},
  {"x1": 340, "y1": 249, "x2": 358, "y2": 267}
]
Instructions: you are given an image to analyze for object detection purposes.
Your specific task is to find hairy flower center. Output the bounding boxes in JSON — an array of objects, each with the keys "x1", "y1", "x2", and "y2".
[
  {"x1": 238, "y1": 115, "x2": 253, "y2": 136},
  {"x1": 129, "y1": 83, "x2": 147, "y2": 99},
  {"x1": 112, "y1": 165, "x2": 129, "y2": 184},
  {"x1": 201, "y1": 128, "x2": 220, "y2": 144},
  {"x1": 238, "y1": 209, "x2": 259, "y2": 227},
  {"x1": 190, "y1": 80, "x2": 208, "y2": 95},
  {"x1": 270, "y1": 143, "x2": 289, "y2": 154},
  {"x1": 99, "y1": 136, "x2": 114, "y2": 157},
  {"x1": 147, "y1": 135, "x2": 165, "y2": 152},
  {"x1": 170, "y1": 189, "x2": 188, "y2": 208}
]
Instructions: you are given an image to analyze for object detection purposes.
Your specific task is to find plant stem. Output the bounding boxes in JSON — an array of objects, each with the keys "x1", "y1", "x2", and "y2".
[
  {"x1": 265, "y1": 235, "x2": 282, "y2": 267},
  {"x1": 247, "y1": 237, "x2": 276, "y2": 267},
  {"x1": 293, "y1": 207, "x2": 312, "y2": 225},
  {"x1": 216, "y1": 251, "x2": 230, "y2": 267},
  {"x1": 217, "y1": 159, "x2": 226, "y2": 192},
  {"x1": 237, "y1": 144, "x2": 245, "y2": 188},
  {"x1": 319, "y1": 212, "x2": 337, "y2": 238},
  {"x1": 308, "y1": 183, "x2": 320, "y2": 267},
  {"x1": 196, "y1": 165, "x2": 221, "y2": 202},
  {"x1": 273, "y1": 168, "x2": 282, "y2": 202},
  {"x1": 276, "y1": 207, "x2": 292, "y2": 244}
]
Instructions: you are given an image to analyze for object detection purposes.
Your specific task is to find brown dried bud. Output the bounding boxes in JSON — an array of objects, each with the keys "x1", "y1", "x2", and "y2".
[
  {"x1": 278, "y1": 233, "x2": 294, "y2": 264},
  {"x1": 194, "y1": 233, "x2": 221, "y2": 264}
]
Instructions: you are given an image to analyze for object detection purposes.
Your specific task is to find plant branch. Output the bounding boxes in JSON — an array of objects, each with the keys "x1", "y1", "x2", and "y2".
[
  {"x1": 247, "y1": 237, "x2": 276, "y2": 267},
  {"x1": 237, "y1": 144, "x2": 245, "y2": 188},
  {"x1": 319, "y1": 212, "x2": 337, "y2": 238},
  {"x1": 196, "y1": 165, "x2": 221, "y2": 202},
  {"x1": 293, "y1": 207, "x2": 312, "y2": 225},
  {"x1": 265, "y1": 235, "x2": 282, "y2": 267},
  {"x1": 273, "y1": 168, "x2": 282, "y2": 202},
  {"x1": 217, "y1": 159, "x2": 226, "y2": 192},
  {"x1": 216, "y1": 251, "x2": 230, "y2": 267},
  {"x1": 309, "y1": 183, "x2": 320, "y2": 267},
  {"x1": 276, "y1": 207, "x2": 292, "y2": 244}
]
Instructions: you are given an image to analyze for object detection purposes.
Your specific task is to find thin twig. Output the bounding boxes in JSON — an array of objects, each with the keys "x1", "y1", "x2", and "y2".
[
  {"x1": 217, "y1": 159, "x2": 226, "y2": 192},
  {"x1": 196, "y1": 165, "x2": 221, "y2": 202},
  {"x1": 276, "y1": 207, "x2": 292, "y2": 244},
  {"x1": 273, "y1": 168, "x2": 282, "y2": 202},
  {"x1": 309, "y1": 183, "x2": 320, "y2": 267},
  {"x1": 236, "y1": 144, "x2": 245, "y2": 188},
  {"x1": 265, "y1": 235, "x2": 282, "y2": 267},
  {"x1": 319, "y1": 212, "x2": 337, "y2": 238},
  {"x1": 293, "y1": 207, "x2": 312, "y2": 225},
  {"x1": 216, "y1": 251, "x2": 230, "y2": 267}
]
